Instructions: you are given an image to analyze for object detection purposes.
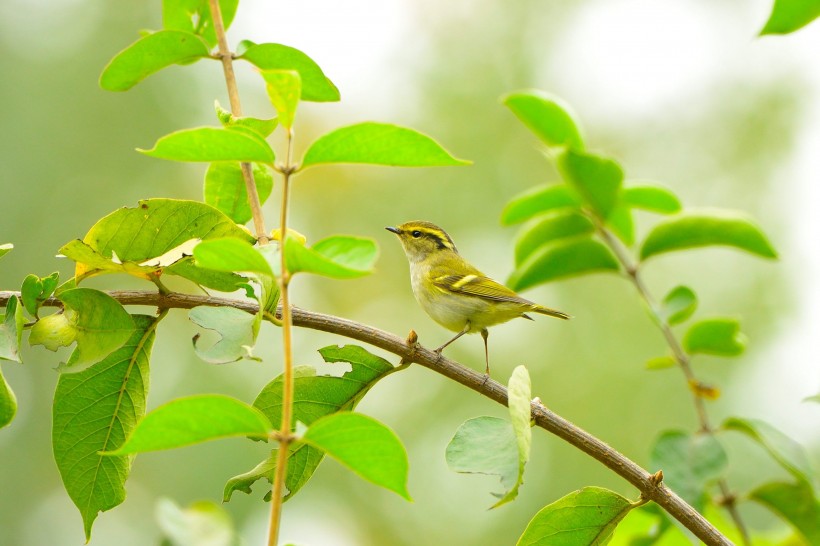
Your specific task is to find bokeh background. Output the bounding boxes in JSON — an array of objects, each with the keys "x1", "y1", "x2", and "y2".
[{"x1": 1, "y1": 0, "x2": 818, "y2": 544}]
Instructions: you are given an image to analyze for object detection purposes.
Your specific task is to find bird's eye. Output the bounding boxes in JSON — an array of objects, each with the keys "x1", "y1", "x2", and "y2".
[{"x1": 411, "y1": 230, "x2": 422, "y2": 238}]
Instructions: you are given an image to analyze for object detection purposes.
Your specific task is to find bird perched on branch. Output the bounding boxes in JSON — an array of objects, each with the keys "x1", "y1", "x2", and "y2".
[{"x1": 387, "y1": 221, "x2": 569, "y2": 375}]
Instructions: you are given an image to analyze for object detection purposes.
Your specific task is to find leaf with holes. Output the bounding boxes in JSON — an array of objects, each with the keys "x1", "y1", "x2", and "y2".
[
  {"x1": 53, "y1": 315, "x2": 158, "y2": 540},
  {"x1": 189, "y1": 306, "x2": 260, "y2": 364},
  {"x1": 225, "y1": 345, "x2": 396, "y2": 502}
]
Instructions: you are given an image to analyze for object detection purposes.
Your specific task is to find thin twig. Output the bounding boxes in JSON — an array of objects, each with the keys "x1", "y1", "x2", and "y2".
[
  {"x1": 208, "y1": 0, "x2": 269, "y2": 245},
  {"x1": 267, "y1": 127, "x2": 296, "y2": 546},
  {"x1": 0, "y1": 290, "x2": 731, "y2": 545},
  {"x1": 592, "y1": 219, "x2": 749, "y2": 545}
]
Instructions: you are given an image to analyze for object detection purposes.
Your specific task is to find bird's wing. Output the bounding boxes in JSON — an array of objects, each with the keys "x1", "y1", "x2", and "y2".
[{"x1": 433, "y1": 274, "x2": 534, "y2": 306}]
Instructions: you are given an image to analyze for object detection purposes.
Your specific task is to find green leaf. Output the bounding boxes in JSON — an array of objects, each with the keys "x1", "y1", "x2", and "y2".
[
  {"x1": 194, "y1": 237, "x2": 273, "y2": 277},
  {"x1": 140, "y1": 127, "x2": 275, "y2": 164},
  {"x1": 723, "y1": 417, "x2": 815, "y2": 485},
  {"x1": 0, "y1": 365, "x2": 16, "y2": 429},
  {"x1": 514, "y1": 211, "x2": 594, "y2": 266},
  {"x1": 750, "y1": 481, "x2": 820, "y2": 544},
  {"x1": 606, "y1": 204, "x2": 635, "y2": 246},
  {"x1": 683, "y1": 318, "x2": 746, "y2": 357},
  {"x1": 301, "y1": 122, "x2": 470, "y2": 168},
  {"x1": 501, "y1": 185, "x2": 581, "y2": 225},
  {"x1": 0, "y1": 243, "x2": 12, "y2": 259},
  {"x1": 286, "y1": 236, "x2": 377, "y2": 278},
  {"x1": 649, "y1": 430, "x2": 728, "y2": 511},
  {"x1": 156, "y1": 498, "x2": 239, "y2": 546},
  {"x1": 204, "y1": 162, "x2": 273, "y2": 225},
  {"x1": 508, "y1": 237, "x2": 620, "y2": 291},
  {"x1": 640, "y1": 210, "x2": 778, "y2": 261},
  {"x1": 238, "y1": 42, "x2": 340, "y2": 102},
  {"x1": 30, "y1": 289, "x2": 134, "y2": 369},
  {"x1": 53, "y1": 315, "x2": 158, "y2": 540},
  {"x1": 215, "y1": 101, "x2": 278, "y2": 137},
  {"x1": 226, "y1": 345, "x2": 396, "y2": 502},
  {"x1": 162, "y1": 256, "x2": 247, "y2": 292},
  {"x1": 660, "y1": 285, "x2": 697, "y2": 326},
  {"x1": 261, "y1": 70, "x2": 301, "y2": 130},
  {"x1": 502, "y1": 90, "x2": 584, "y2": 149},
  {"x1": 0, "y1": 296, "x2": 25, "y2": 362},
  {"x1": 516, "y1": 487, "x2": 633, "y2": 546},
  {"x1": 189, "y1": 306, "x2": 259, "y2": 364},
  {"x1": 622, "y1": 184, "x2": 682, "y2": 215},
  {"x1": 556, "y1": 149, "x2": 624, "y2": 220},
  {"x1": 302, "y1": 412, "x2": 411, "y2": 500},
  {"x1": 20, "y1": 272, "x2": 59, "y2": 317},
  {"x1": 446, "y1": 417, "x2": 518, "y2": 503},
  {"x1": 162, "y1": 0, "x2": 239, "y2": 48},
  {"x1": 760, "y1": 0, "x2": 820, "y2": 35},
  {"x1": 493, "y1": 365, "x2": 532, "y2": 507},
  {"x1": 100, "y1": 30, "x2": 210, "y2": 91},
  {"x1": 63, "y1": 199, "x2": 254, "y2": 286},
  {"x1": 804, "y1": 393, "x2": 820, "y2": 404},
  {"x1": 106, "y1": 395, "x2": 272, "y2": 455},
  {"x1": 646, "y1": 356, "x2": 677, "y2": 370}
]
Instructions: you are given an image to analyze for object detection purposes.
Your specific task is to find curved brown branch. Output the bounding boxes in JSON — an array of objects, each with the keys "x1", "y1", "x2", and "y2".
[{"x1": 0, "y1": 290, "x2": 730, "y2": 545}]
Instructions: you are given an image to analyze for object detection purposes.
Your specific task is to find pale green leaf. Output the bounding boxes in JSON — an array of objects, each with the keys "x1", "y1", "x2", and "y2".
[
  {"x1": 446, "y1": 417, "x2": 518, "y2": 502},
  {"x1": 760, "y1": 0, "x2": 820, "y2": 35},
  {"x1": 640, "y1": 210, "x2": 778, "y2": 261},
  {"x1": 155, "y1": 498, "x2": 239, "y2": 546},
  {"x1": 53, "y1": 315, "x2": 158, "y2": 540},
  {"x1": 683, "y1": 318, "x2": 746, "y2": 357},
  {"x1": 301, "y1": 122, "x2": 470, "y2": 168},
  {"x1": 493, "y1": 365, "x2": 532, "y2": 507},
  {"x1": 517, "y1": 487, "x2": 633, "y2": 546},
  {"x1": 501, "y1": 185, "x2": 581, "y2": 225},
  {"x1": 140, "y1": 127, "x2": 275, "y2": 164},
  {"x1": 107, "y1": 395, "x2": 272, "y2": 455},
  {"x1": 660, "y1": 285, "x2": 697, "y2": 325},
  {"x1": 646, "y1": 356, "x2": 677, "y2": 370},
  {"x1": 0, "y1": 296, "x2": 25, "y2": 362},
  {"x1": 261, "y1": 70, "x2": 301, "y2": 130},
  {"x1": 100, "y1": 30, "x2": 210, "y2": 91},
  {"x1": 723, "y1": 417, "x2": 815, "y2": 485},
  {"x1": 750, "y1": 481, "x2": 820, "y2": 544},
  {"x1": 622, "y1": 184, "x2": 682, "y2": 214},
  {"x1": 189, "y1": 306, "x2": 259, "y2": 364},
  {"x1": 204, "y1": 162, "x2": 273, "y2": 225},
  {"x1": 503, "y1": 90, "x2": 584, "y2": 149},
  {"x1": 514, "y1": 211, "x2": 594, "y2": 266},
  {"x1": 556, "y1": 149, "x2": 624, "y2": 220},
  {"x1": 607, "y1": 204, "x2": 635, "y2": 246},
  {"x1": 508, "y1": 237, "x2": 620, "y2": 291},
  {"x1": 239, "y1": 42, "x2": 339, "y2": 102},
  {"x1": 302, "y1": 412, "x2": 411, "y2": 500},
  {"x1": 649, "y1": 430, "x2": 728, "y2": 510}
]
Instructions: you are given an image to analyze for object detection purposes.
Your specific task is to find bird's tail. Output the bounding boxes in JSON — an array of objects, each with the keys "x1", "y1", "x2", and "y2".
[{"x1": 530, "y1": 304, "x2": 571, "y2": 320}]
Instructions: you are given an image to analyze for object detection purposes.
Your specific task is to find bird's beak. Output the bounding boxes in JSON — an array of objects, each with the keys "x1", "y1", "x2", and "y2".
[{"x1": 385, "y1": 226, "x2": 400, "y2": 234}]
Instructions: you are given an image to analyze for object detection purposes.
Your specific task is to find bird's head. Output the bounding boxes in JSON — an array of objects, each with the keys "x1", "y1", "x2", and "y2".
[{"x1": 386, "y1": 221, "x2": 458, "y2": 263}]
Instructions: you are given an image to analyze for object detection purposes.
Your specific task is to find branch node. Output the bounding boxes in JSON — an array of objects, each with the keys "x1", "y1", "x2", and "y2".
[
  {"x1": 649, "y1": 470, "x2": 664, "y2": 487},
  {"x1": 399, "y1": 329, "x2": 419, "y2": 365}
]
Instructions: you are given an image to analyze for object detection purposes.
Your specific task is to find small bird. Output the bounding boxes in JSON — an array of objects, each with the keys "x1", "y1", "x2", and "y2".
[{"x1": 386, "y1": 221, "x2": 570, "y2": 375}]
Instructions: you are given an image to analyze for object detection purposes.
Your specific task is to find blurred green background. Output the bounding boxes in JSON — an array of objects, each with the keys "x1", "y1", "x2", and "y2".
[{"x1": 1, "y1": 0, "x2": 818, "y2": 544}]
